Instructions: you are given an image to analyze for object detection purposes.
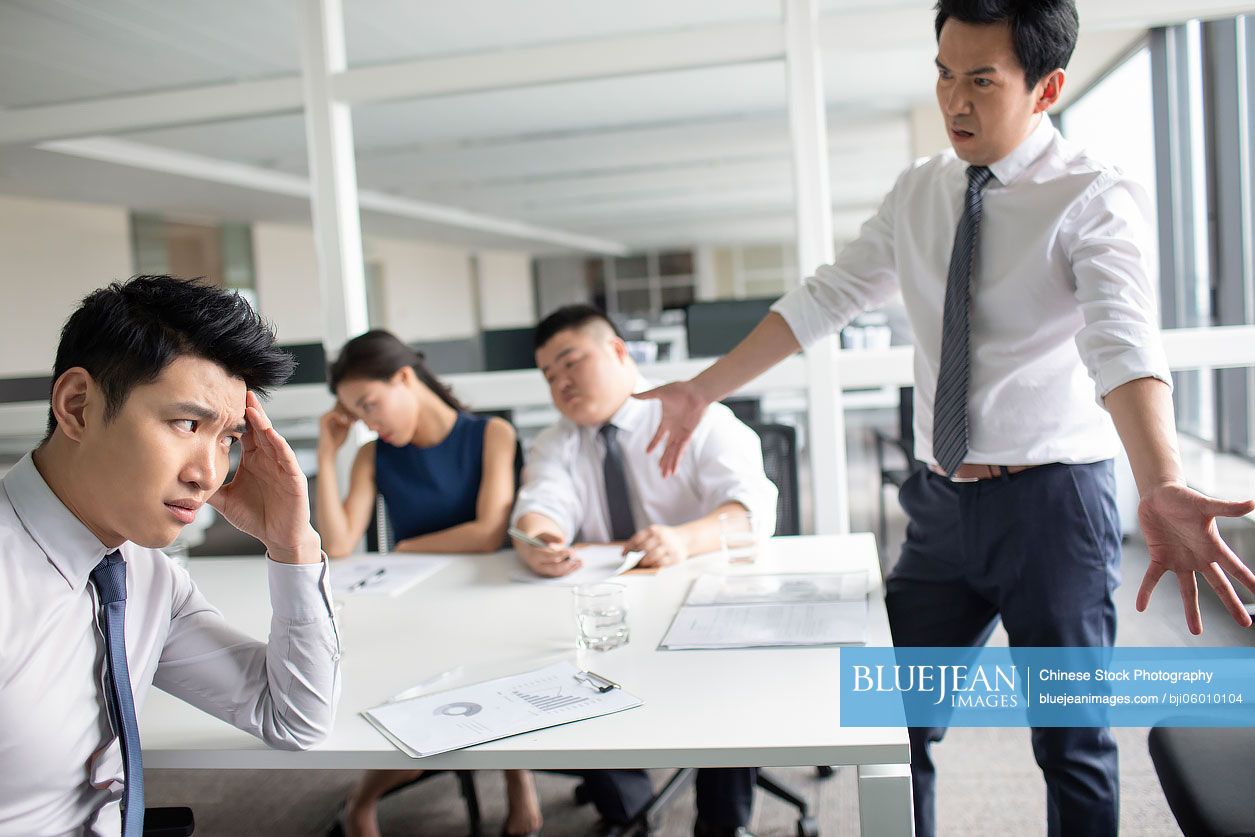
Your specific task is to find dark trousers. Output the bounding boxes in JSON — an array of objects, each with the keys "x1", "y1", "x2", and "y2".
[
  {"x1": 885, "y1": 462, "x2": 1121, "y2": 837},
  {"x1": 580, "y1": 768, "x2": 757, "y2": 829}
]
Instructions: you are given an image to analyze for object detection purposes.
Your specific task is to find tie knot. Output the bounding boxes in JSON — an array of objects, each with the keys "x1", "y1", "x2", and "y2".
[
  {"x1": 967, "y1": 165, "x2": 993, "y2": 192},
  {"x1": 90, "y1": 551, "x2": 127, "y2": 605},
  {"x1": 599, "y1": 423, "x2": 619, "y2": 443}
]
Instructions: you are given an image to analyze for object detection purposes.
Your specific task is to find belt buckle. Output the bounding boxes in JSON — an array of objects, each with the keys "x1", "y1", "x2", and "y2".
[{"x1": 948, "y1": 473, "x2": 980, "y2": 483}]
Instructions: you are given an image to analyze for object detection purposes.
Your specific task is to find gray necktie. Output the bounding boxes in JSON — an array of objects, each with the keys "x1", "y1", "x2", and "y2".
[
  {"x1": 933, "y1": 165, "x2": 995, "y2": 477},
  {"x1": 599, "y1": 424, "x2": 636, "y2": 541}
]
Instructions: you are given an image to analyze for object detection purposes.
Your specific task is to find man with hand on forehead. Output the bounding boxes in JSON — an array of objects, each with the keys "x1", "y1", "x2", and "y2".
[{"x1": 0, "y1": 275, "x2": 340, "y2": 837}]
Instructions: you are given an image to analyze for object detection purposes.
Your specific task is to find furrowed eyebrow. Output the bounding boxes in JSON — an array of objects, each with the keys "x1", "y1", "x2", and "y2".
[{"x1": 171, "y1": 401, "x2": 244, "y2": 434}]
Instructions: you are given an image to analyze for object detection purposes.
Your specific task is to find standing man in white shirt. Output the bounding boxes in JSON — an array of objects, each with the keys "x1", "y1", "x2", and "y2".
[
  {"x1": 639, "y1": 2, "x2": 1255, "y2": 836},
  {"x1": 0, "y1": 275, "x2": 341, "y2": 837},
  {"x1": 511, "y1": 305, "x2": 777, "y2": 837}
]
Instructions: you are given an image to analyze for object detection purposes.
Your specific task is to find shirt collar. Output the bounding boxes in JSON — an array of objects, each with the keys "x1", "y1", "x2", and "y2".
[
  {"x1": 590, "y1": 377, "x2": 654, "y2": 438},
  {"x1": 987, "y1": 113, "x2": 1057, "y2": 187},
  {"x1": 3, "y1": 452, "x2": 112, "y2": 591}
]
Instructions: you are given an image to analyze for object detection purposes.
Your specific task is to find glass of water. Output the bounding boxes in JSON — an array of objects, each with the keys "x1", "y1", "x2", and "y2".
[
  {"x1": 720, "y1": 510, "x2": 759, "y2": 564},
  {"x1": 573, "y1": 583, "x2": 629, "y2": 651}
]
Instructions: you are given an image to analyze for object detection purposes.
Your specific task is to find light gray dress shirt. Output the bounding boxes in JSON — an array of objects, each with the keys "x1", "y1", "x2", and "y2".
[
  {"x1": 772, "y1": 115, "x2": 1172, "y2": 466},
  {"x1": 512, "y1": 382, "x2": 779, "y2": 542},
  {"x1": 0, "y1": 453, "x2": 341, "y2": 837}
]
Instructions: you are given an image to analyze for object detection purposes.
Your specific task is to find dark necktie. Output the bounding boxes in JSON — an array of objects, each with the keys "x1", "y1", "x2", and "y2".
[
  {"x1": 933, "y1": 165, "x2": 995, "y2": 477},
  {"x1": 599, "y1": 424, "x2": 636, "y2": 541},
  {"x1": 90, "y1": 551, "x2": 144, "y2": 837}
]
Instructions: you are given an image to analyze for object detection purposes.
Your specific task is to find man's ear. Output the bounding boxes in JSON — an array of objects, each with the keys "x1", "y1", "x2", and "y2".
[
  {"x1": 1034, "y1": 68, "x2": 1065, "y2": 114},
  {"x1": 49, "y1": 367, "x2": 94, "y2": 443},
  {"x1": 609, "y1": 337, "x2": 630, "y2": 363}
]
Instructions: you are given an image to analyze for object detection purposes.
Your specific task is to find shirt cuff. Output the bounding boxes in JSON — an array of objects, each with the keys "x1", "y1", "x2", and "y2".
[
  {"x1": 265, "y1": 553, "x2": 335, "y2": 623},
  {"x1": 1093, "y1": 344, "x2": 1173, "y2": 400},
  {"x1": 770, "y1": 283, "x2": 849, "y2": 351}
]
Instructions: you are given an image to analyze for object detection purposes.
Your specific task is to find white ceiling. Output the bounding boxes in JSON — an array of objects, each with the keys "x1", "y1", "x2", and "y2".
[{"x1": 0, "y1": 0, "x2": 1235, "y2": 251}]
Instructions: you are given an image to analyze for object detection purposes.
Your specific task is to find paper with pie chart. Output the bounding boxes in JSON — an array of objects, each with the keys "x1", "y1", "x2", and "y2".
[{"x1": 361, "y1": 661, "x2": 642, "y2": 758}]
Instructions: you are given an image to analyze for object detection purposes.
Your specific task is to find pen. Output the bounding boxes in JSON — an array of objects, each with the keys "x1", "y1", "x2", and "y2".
[
  {"x1": 507, "y1": 527, "x2": 571, "y2": 561},
  {"x1": 349, "y1": 567, "x2": 387, "y2": 592}
]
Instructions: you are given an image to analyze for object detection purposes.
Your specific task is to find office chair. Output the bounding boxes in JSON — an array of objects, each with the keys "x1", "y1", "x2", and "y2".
[
  {"x1": 749, "y1": 422, "x2": 801, "y2": 537},
  {"x1": 579, "y1": 423, "x2": 830, "y2": 837},
  {"x1": 1148, "y1": 725, "x2": 1255, "y2": 836},
  {"x1": 144, "y1": 807, "x2": 195, "y2": 836},
  {"x1": 871, "y1": 387, "x2": 920, "y2": 550}
]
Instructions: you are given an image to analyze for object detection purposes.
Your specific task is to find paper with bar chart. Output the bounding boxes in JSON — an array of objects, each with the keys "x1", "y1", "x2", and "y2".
[{"x1": 361, "y1": 661, "x2": 642, "y2": 758}]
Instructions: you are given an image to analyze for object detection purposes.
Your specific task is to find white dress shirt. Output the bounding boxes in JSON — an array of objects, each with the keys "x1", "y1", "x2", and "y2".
[
  {"x1": 512, "y1": 382, "x2": 778, "y2": 542},
  {"x1": 773, "y1": 114, "x2": 1172, "y2": 466},
  {"x1": 0, "y1": 453, "x2": 342, "y2": 837}
]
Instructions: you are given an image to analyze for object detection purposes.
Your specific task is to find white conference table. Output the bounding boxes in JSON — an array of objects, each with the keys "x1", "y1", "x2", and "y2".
[{"x1": 142, "y1": 533, "x2": 913, "y2": 836}]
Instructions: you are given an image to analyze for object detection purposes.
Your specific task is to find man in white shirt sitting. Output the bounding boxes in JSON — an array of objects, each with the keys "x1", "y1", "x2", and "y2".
[
  {"x1": 0, "y1": 275, "x2": 341, "y2": 837},
  {"x1": 511, "y1": 305, "x2": 778, "y2": 837}
]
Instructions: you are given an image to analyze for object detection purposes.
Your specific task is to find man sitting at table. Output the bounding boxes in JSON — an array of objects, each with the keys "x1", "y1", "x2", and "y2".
[
  {"x1": 0, "y1": 275, "x2": 340, "y2": 837},
  {"x1": 511, "y1": 304, "x2": 777, "y2": 837}
]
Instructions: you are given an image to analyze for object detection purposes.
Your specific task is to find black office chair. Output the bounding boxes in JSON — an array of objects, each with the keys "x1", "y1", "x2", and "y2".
[
  {"x1": 750, "y1": 422, "x2": 801, "y2": 537},
  {"x1": 584, "y1": 424, "x2": 829, "y2": 837},
  {"x1": 871, "y1": 387, "x2": 920, "y2": 550},
  {"x1": 1148, "y1": 724, "x2": 1255, "y2": 836},
  {"x1": 144, "y1": 806, "x2": 195, "y2": 836}
]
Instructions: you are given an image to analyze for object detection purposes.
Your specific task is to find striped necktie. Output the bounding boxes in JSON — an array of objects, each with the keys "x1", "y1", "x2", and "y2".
[
  {"x1": 933, "y1": 165, "x2": 994, "y2": 477},
  {"x1": 90, "y1": 551, "x2": 144, "y2": 836}
]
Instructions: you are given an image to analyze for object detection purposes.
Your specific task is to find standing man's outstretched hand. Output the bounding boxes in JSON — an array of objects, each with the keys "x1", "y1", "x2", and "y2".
[
  {"x1": 635, "y1": 380, "x2": 711, "y2": 478},
  {"x1": 1135, "y1": 482, "x2": 1255, "y2": 635}
]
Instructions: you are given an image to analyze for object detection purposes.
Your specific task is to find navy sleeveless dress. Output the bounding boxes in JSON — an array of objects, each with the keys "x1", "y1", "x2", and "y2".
[{"x1": 374, "y1": 412, "x2": 488, "y2": 542}]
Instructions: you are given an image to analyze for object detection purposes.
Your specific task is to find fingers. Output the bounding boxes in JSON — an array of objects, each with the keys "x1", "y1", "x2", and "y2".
[
  {"x1": 1135, "y1": 563, "x2": 1166, "y2": 612},
  {"x1": 1200, "y1": 563, "x2": 1253, "y2": 628},
  {"x1": 1202, "y1": 496, "x2": 1255, "y2": 518},
  {"x1": 1208, "y1": 530, "x2": 1255, "y2": 596},
  {"x1": 646, "y1": 424, "x2": 666, "y2": 456},
  {"x1": 1177, "y1": 571, "x2": 1202, "y2": 635},
  {"x1": 660, "y1": 437, "x2": 689, "y2": 479}
]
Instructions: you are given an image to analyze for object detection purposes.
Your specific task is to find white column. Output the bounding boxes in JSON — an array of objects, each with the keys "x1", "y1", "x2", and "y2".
[
  {"x1": 783, "y1": 0, "x2": 850, "y2": 535},
  {"x1": 296, "y1": 0, "x2": 369, "y2": 355},
  {"x1": 297, "y1": 0, "x2": 370, "y2": 546}
]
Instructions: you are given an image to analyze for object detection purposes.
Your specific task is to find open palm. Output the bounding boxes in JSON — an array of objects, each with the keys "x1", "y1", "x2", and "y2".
[{"x1": 1136, "y1": 481, "x2": 1255, "y2": 634}]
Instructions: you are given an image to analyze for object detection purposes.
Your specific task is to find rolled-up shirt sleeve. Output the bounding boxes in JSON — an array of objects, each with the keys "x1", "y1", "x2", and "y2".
[
  {"x1": 771, "y1": 163, "x2": 908, "y2": 349},
  {"x1": 689, "y1": 405, "x2": 779, "y2": 539},
  {"x1": 152, "y1": 555, "x2": 341, "y2": 751},
  {"x1": 510, "y1": 424, "x2": 584, "y2": 540},
  {"x1": 1064, "y1": 173, "x2": 1172, "y2": 400}
]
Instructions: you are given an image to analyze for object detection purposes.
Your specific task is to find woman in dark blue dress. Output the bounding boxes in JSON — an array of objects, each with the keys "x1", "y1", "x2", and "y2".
[{"x1": 316, "y1": 330, "x2": 539, "y2": 837}]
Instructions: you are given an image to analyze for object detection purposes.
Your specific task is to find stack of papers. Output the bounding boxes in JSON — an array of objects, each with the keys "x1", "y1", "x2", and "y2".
[
  {"x1": 362, "y1": 661, "x2": 643, "y2": 758},
  {"x1": 329, "y1": 554, "x2": 452, "y2": 597},
  {"x1": 660, "y1": 572, "x2": 869, "y2": 650},
  {"x1": 511, "y1": 544, "x2": 644, "y2": 586}
]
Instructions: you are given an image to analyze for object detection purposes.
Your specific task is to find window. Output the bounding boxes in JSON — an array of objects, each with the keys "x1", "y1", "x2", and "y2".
[{"x1": 131, "y1": 214, "x2": 258, "y2": 309}]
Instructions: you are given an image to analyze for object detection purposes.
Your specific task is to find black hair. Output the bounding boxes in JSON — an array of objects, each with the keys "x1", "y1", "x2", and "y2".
[
  {"x1": 934, "y1": 0, "x2": 1078, "y2": 89},
  {"x1": 328, "y1": 329, "x2": 468, "y2": 413},
  {"x1": 44, "y1": 275, "x2": 294, "y2": 441},
  {"x1": 533, "y1": 304, "x2": 624, "y2": 352}
]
